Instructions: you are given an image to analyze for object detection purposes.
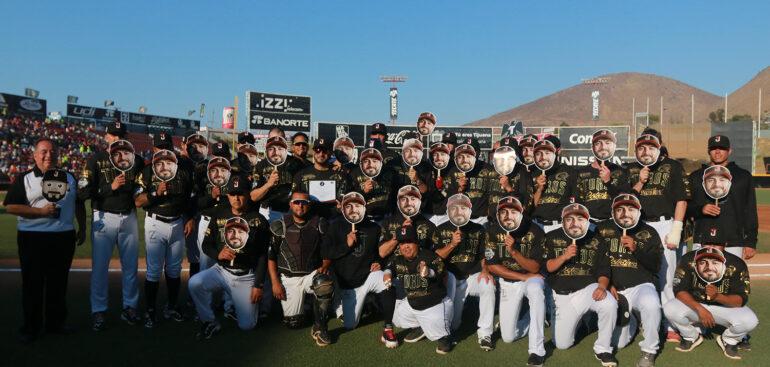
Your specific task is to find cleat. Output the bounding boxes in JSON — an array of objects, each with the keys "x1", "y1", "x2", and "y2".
[
  {"x1": 594, "y1": 352, "x2": 618, "y2": 367},
  {"x1": 436, "y1": 336, "x2": 453, "y2": 355},
  {"x1": 163, "y1": 306, "x2": 185, "y2": 322},
  {"x1": 223, "y1": 307, "x2": 238, "y2": 321},
  {"x1": 311, "y1": 324, "x2": 331, "y2": 346},
  {"x1": 404, "y1": 327, "x2": 425, "y2": 343},
  {"x1": 144, "y1": 310, "x2": 159, "y2": 328},
  {"x1": 92, "y1": 311, "x2": 107, "y2": 332},
  {"x1": 716, "y1": 335, "x2": 741, "y2": 360},
  {"x1": 120, "y1": 307, "x2": 141, "y2": 325},
  {"x1": 666, "y1": 330, "x2": 681, "y2": 343},
  {"x1": 636, "y1": 351, "x2": 656, "y2": 367},
  {"x1": 379, "y1": 327, "x2": 399, "y2": 348},
  {"x1": 196, "y1": 321, "x2": 221, "y2": 340},
  {"x1": 675, "y1": 334, "x2": 703, "y2": 352},
  {"x1": 478, "y1": 335, "x2": 494, "y2": 351},
  {"x1": 527, "y1": 353, "x2": 545, "y2": 367}
]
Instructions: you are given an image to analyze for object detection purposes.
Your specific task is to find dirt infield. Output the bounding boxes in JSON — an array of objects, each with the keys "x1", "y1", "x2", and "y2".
[{"x1": 759, "y1": 205, "x2": 770, "y2": 232}]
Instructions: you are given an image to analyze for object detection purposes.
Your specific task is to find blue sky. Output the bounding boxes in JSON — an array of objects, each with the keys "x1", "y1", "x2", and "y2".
[{"x1": 2, "y1": 0, "x2": 768, "y2": 129}]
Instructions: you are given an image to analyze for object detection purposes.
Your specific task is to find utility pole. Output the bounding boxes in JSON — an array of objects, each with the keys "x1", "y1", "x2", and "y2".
[
  {"x1": 380, "y1": 75, "x2": 408, "y2": 125},
  {"x1": 581, "y1": 77, "x2": 609, "y2": 126}
]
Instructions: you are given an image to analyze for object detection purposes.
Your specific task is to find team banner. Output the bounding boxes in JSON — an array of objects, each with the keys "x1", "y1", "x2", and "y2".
[
  {"x1": 67, "y1": 104, "x2": 199, "y2": 129},
  {"x1": 591, "y1": 90, "x2": 600, "y2": 121},
  {"x1": 389, "y1": 88, "x2": 398, "y2": 121},
  {"x1": 247, "y1": 91, "x2": 311, "y2": 132},
  {"x1": 558, "y1": 126, "x2": 629, "y2": 165},
  {"x1": 316, "y1": 122, "x2": 494, "y2": 150},
  {"x1": 0, "y1": 92, "x2": 47, "y2": 117}
]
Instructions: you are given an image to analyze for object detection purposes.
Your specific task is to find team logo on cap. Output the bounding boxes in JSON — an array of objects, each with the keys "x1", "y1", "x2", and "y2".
[
  {"x1": 115, "y1": 122, "x2": 120, "y2": 128},
  {"x1": 715, "y1": 136, "x2": 721, "y2": 142}
]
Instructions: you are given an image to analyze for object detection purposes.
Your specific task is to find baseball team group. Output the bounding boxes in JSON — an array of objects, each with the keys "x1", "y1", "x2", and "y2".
[{"x1": 4, "y1": 112, "x2": 759, "y2": 367}]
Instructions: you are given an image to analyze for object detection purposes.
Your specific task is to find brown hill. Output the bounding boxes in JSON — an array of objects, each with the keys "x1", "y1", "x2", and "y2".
[
  {"x1": 721, "y1": 66, "x2": 770, "y2": 121},
  {"x1": 465, "y1": 72, "x2": 722, "y2": 127}
]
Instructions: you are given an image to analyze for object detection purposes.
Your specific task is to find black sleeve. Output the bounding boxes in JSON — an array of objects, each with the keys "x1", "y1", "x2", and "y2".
[
  {"x1": 671, "y1": 162, "x2": 691, "y2": 202},
  {"x1": 672, "y1": 257, "x2": 692, "y2": 295},
  {"x1": 202, "y1": 218, "x2": 220, "y2": 260},
  {"x1": 321, "y1": 222, "x2": 349, "y2": 260},
  {"x1": 633, "y1": 230, "x2": 662, "y2": 274},
  {"x1": 267, "y1": 229, "x2": 281, "y2": 261},
  {"x1": 3, "y1": 172, "x2": 28, "y2": 206},
  {"x1": 77, "y1": 156, "x2": 99, "y2": 201},
  {"x1": 606, "y1": 166, "x2": 628, "y2": 198},
  {"x1": 484, "y1": 232, "x2": 501, "y2": 266},
  {"x1": 686, "y1": 171, "x2": 706, "y2": 219},
  {"x1": 730, "y1": 261, "x2": 751, "y2": 306},
  {"x1": 592, "y1": 242, "x2": 611, "y2": 280},
  {"x1": 743, "y1": 174, "x2": 758, "y2": 248},
  {"x1": 253, "y1": 220, "x2": 269, "y2": 288}
]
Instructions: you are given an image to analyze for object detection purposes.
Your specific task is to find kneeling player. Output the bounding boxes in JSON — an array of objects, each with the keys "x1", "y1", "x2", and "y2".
[
  {"x1": 486, "y1": 197, "x2": 547, "y2": 366},
  {"x1": 386, "y1": 226, "x2": 454, "y2": 354},
  {"x1": 664, "y1": 246, "x2": 757, "y2": 360},
  {"x1": 188, "y1": 174, "x2": 269, "y2": 339}
]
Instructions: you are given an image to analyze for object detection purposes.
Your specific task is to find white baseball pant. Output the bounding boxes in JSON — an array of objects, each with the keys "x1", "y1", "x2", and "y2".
[
  {"x1": 280, "y1": 271, "x2": 317, "y2": 317},
  {"x1": 611, "y1": 282, "x2": 661, "y2": 354},
  {"x1": 90, "y1": 210, "x2": 139, "y2": 313},
  {"x1": 447, "y1": 271, "x2": 496, "y2": 338},
  {"x1": 393, "y1": 296, "x2": 453, "y2": 341},
  {"x1": 196, "y1": 215, "x2": 215, "y2": 270},
  {"x1": 184, "y1": 214, "x2": 199, "y2": 264},
  {"x1": 646, "y1": 218, "x2": 682, "y2": 331},
  {"x1": 552, "y1": 283, "x2": 618, "y2": 354},
  {"x1": 188, "y1": 264, "x2": 258, "y2": 330},
  {"x1": 499, "y1": 276, "x2": 547, "y2": 356},
  {"x1": 663, "y1": 299, "x2": 758, "y2": 346},
  {"x1": 144, "y1": 215, "x2": 185, "y2": 282},
  {"x1": 338, "y1": 271, "x2": 388, "y2": 329},
  {"x1": 428, "y1": 214, "x2": 448, "y2": 226}
]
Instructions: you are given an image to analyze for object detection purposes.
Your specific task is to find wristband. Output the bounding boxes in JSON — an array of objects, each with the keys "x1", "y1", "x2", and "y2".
[{"x1": 666, "y1": 220, "x2": 683, "y2": 246}]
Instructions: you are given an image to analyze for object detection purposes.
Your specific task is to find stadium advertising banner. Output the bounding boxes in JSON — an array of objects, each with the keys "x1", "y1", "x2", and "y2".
[
  {"x1": 0, "y1": 92, "x2": 47, "y2": 117},
  {"x1": 316, "y1": 122, "x2": 494, "y2": 150},
  {"x1": 67, "y1": 104, "x2": 200, "y2": 130},
  {"x1": 558, "y1": 125, "x2": 630, "y2": 165},
  {"x1": 247, "y1": 91, "x2": 311, "y2": 132}
]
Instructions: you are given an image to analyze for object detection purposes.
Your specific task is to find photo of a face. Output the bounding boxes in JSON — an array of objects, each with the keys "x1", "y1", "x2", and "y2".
[
  {"x1": 534, "y1": 149, "x2": 555, "y2": 171},
  {"x1": 703, "y1": 167, "x2": 732, "y2": 200},
  {"x1": 497, "y1": 207, "x2": 523, "y2": 232},
  {"x1": 493, "y1": 146, "x2": 517, "y2": 176},
  {"x1": 635, "y1": 144, "x2": 660, "y2": 167},
  {"x1": 454, "y1": 145, "x2": 476, "y2": 173},
  {"x1": 612, "y1": 205, "x2": 641, "y2": 230},
  {"x1": 417, "y1": 117, "x2": 435, "y2": 136},
  {"x1": 266, "y1": 143, "x2": 287, "y2": 166},
  {"x1": 224, "y1": 218, "x2": 249, "y2": 251},
  {"x1": 446, "y1": 194, "x2": 472, "y2": 227},
  {"x1": 152, "y1": 150, "x2": 178, "y2": 182},
  {"x1": 562, "y1": 214, "x2": 590, "y2": 240},
  {"x1": 207, "y1": 159, "x2": 231, "y2": 188},
  {"x1": 342, "y1": 192, "x2": 366, "y2": 224},
  {"x1": 696, "y1": 255, "x2": 726, "y2": 283},
  {"x1": 592, "y1": 138, "x2": 616, "y2": 162},
  {"x1": 398, "y1": 188, "x2": 421, "y2": 217},
  {"x1": 41, "y1": 179, "x2": 69, "y2": 202},
  {"x1": 402, "y1": 139, "x2": 423, "y2": 167},
  {"x1": 109, "y1": 140, "x2": 135, "y2": 172},
  {"x1": 430, "y1": 145, "x2": 450, "y2": 170},
  {"x1": 360, "y1": 153, "x2": 383, "y2": 179},
  {"x1": 239, "y1": 144, "x2": 259, "y2": 167},
  {"x1": 333, "y1": 137, "x2": 356, "y2": 164},
  {"x1": 521, "y1": 145, "x2": 535, "y2": 166},
  {"x1": 187, "y1": 141, "x2": 208, "y2": 163}
]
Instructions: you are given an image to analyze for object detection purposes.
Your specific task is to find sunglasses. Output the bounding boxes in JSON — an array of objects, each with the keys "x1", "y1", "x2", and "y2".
[
  {"x1": 293, "y1": 142, "x2": 308, "y2": 147},
  {"x1": 291, "y1": 199, "x2": 310, "y2": 206}
]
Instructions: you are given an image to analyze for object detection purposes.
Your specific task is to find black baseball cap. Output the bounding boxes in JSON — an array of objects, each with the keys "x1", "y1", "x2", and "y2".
[
  {"x1": 364, "y1": 138, "x2": 384, "y2": 152},
  {"x1": 442, "y1": 131, "x2": 458, "y2": 145},
  {"x1": 106, "y1": 121, "x2": 126, "y2": 137},
  {"x1": 402, "y1": 131, "x2": 420, "y2": 141},
  {"x1": 226, "y1": 173, "x2": 250, "y2": 195},
  {"x1": 370, "y1": 123, "x2": 387, "y2": 135},
  {"x1": 500, "y1": 137, "x2": 518, "y2": 148},
  {"x1": 314, "y1": 137, "x2": 333, "y2": 151},
  {"x1": 153, "y1": 132, "x2": 173, "y2": 150},
  {"x1": 459, "y1": 137, "x2": 480, "y2": 154},
  {"x1": 518, "y1": 134, "x2": 538, "y2": 147},
  {"x1": 238, "y1": 131, "x2": 255, "y2": 145},
  {"x1": 543, "y1": 135, "x2": 561, "y2": 149},
  {"x1": 212, "y1": 141, "x2": 231, "y2": 159},
  {"x1": 708, "y1": 135, "x2": 730, "y2": 150},
  {"x1": 396, "y1": 225, "x2": 418, "y2": 243},
  {"x1": 592, "y1": 129, "x2": 616, "y2": 143},
  {"x1": 616, "y1": 294, "x2": 631, "y2": 327},
  {"x1": 184, "y1": 133, "x2": 207, "y2": 146},
  {"x1": 43, "y1": 168, "x2": 68, "y2": 183}
]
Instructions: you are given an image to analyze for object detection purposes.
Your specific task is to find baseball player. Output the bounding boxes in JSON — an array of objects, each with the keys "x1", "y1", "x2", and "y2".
[
  {"x1": 595, "y1": 194, "x2": 662, "y2": 367},
  {"x1": 425, "y1": 141, "x2": 452, "y2": 225},
  {"x1": 443, "y1": 137, "x2": 495, "y2": 226},
  {"x1": 196, "y1": 143, "x2": 233, "y2": 270},
  {"x1": 322, "y1": 193, "x2": 385, "y2": 330},
  {"x1": 531, "y1": 136, "x2": 578, "y2": 233},
  {"x1": 624, "y1": 133, "x2": 690, "y2": 342},
  {"x1": 485, "y1": 196, "x2": 547, "y2": 366},
  {"x1": 517, "y1": 134, "x2": 539, "y2": 174},
  {"x1": 488, "y1": 137, "x2": 533, "y2": 224},
  {"x1": 385, "y1": 225, "x2": 454, "y2": 354},
  {"x1": 393, "y1": 132, "x2": 431, "y2": 197},
  {"x1": 78, "y1": 121, "x2": 145, "y2": 330},
  {"x1": 291, "y1": 137, "x2": 352, "y2": 219},
  {"x1": 544, "y1": 203, "x2": 618, "y2": 367},
  {"x1": 576, "y1": 130, "x2": 629, "y2": 223},
  {"x1": 368, "y1": 122, "x2": 400, "y2": 166},
  {"x1": 188, "y1": 173, "x2": 269, "y2": 338},
  {"x1": 290, "y1": 132, "x2": 312, "y2": 169},
  {"x1": 179, "y1": 133, "x2": 210, "y2": 290},
  {"x1": 664, "y1": 246, "x2": 757, "y2": 360},
  {"x1": 251, "y1": 136, "x2": 303, "y2": 223},
  {"x1": 267, "y1": 190, "x2": 335, "y2": 346},
  {"x1": 350, "y1": 140, "x2": 397, "y2": 222},
  {"x1": 134, "y1": 133, "x2": 196, "y2": 327},
  {"x1": 432, "y1": 194, "x2": 495, "y2": 351}
]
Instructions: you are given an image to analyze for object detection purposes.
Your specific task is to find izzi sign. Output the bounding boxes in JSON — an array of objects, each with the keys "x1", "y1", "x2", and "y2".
[{"x1": 247, "y1": 91, "x2": 311, "y2": 132}]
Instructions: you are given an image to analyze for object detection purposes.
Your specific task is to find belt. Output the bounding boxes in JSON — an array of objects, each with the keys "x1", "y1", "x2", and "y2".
[
  {"x1": 554, "y1": 289, "x2": 572, "y2": 295},
  {"x1": 538, "y1": 219, "x2": 560, "y2": 226},
  {"x1": 590, "y1": 218, "x2": 608, "y2": 224},
  {"x1": 98, "y1": 208, "x2": 133, "y2": 216},
  {"x1": 223, "y1": 267, "x2": 250, "y2": 277},
  {"x1": 147, "y1": 213, "x2": 181, "y2": 223},
  {"x1": 645, "y1": 215, "x2": 672, "y2": 223}
]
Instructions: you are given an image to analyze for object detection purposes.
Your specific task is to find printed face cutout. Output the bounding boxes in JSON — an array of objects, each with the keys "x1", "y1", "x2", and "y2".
[
  {"x1": 454, "y1": 144, "x2": 476, "y2": 173},
  {"x1": 446, "y1": 193, "x2": 472, "y2": 227},
  {"x1": 266, "y1": 138, "x2": 288, "y2": 167},
  {"x1": 430, "y1": 143, "x2": 450, "y2": 170},
  {"x1": 562, "y1": 213, "x2": 590, "y2": 240},
  {"x1": 109, "y1": 140, "x2": 136, "y2": 172},
  {"x1": 342, "y1": 192, "x2": 366, "y2": 224},
  {"x1": 520, "y1": 144, "x2": 535, "y2": 166},
  {"x1": 360, "y1": 149, "x2": 383, "y2": 179},
  {"x1": 238, "y1": 144, "x2": 259, "y2": 167},
  {"x1": 493, "y1": 146, "x2": 517, "y2": 176},
  {"x1": 695, "y1": 248, "x2": 726, "y2": 284},
  {"x1": 534, "y1": 147, "x2": 556, "y2": 171},
  {"x1": 186, "y1": 135, "x2": 209, "y2": 163},
  {"x1": 333, "y1": 137, "x2": 356, "y2": 164},
  {"x1": 224, "y1": 217, "x2": 249, "y2": 251},
  {"x1": 592, "y1": 136, "x2": 616, "y2": 162},
  {"x1": 497, "y1": 206, "x2": 523, "y2": 232},
  {"x1": 702, "y1": 166, "x2": 732, "y2": 200},
  {"x1": 397, "y1": 185, "x2": 422, "y2": 217},
  {"x1": 635, "y1": 144, "x2": 660, "y2": 167},
  {"x1": 41, "y1": 169, "x2": 69, "y2": 202},
  {"x1": 417, "y1": 112, "x2": 436, "y2": 136},
  {"x1": 152, "y1": 150, "x2": 178, "y2": 182},
  {"x1": 207, "y1": 157, "x2": 231, "y2": 187},
  {"x1": 402, "y1": 138, "x2": 424, "y2": 167},
  {"x1": 612, "y1": 204, "x2": 641, "y2": 230}
]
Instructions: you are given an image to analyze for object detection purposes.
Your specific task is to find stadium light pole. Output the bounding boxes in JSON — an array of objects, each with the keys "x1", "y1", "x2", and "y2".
[
  {"x1": 380, "y1": 75, "x2": 407, "y2": 125},
  {"x1": 581, "y1": 77, "x2": 609, "y2": 126}
]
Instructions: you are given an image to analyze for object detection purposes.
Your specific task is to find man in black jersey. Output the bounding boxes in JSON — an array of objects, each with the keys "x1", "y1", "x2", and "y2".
[
  {"x1": 251, "y1": 136, "x2": 302, "y2": 223},
  {"x1": 531, "y1": 136, "x2": 578, "y2": 233},
  {"x1": 291, "y1": 137, "x2": 351, "y2": 219},
  {"x1": 577, "y1": 130, "x2": 628, "y2": 224}
]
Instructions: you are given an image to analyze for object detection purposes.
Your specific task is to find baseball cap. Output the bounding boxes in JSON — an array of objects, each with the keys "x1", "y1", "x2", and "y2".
[
  {"x1": 459, "y1": 137, "x2": 481, "y2": 154},
  {"x1": 109, "y1": 139, "x2": 134, "y2": 154},
  {"x1": 418, "y1": 111, "x2": 436, "y2": 124},
  {"x1": 184, "y1": 133, "x2": 207, "y2": 146},
  {"x1": 207, "y1": 156, "x2": 231, "y2": 170},
  {"x1": 364, "y1": 138, "x2": 384, "y2": 151},
  {"x1": 543, "y1": 135, "x2": 561, "y2": 149},
  {"x1": 708, "y1": 135, "x2": 730, "y2": 150},
  {"x1": 695, "y1": 246, "x2": 726, "y2": 263},
  {"x1": 238, "y1": 131, "x2": 255, "y2": 145},
  {"x1": 500, "y1": 137, "x2": 518, "y2": 148},
  {"x1": 447, "y1": 193, "x2": 472, "y2": 208},
  {"x1": 43, "y1": 168, "x2": 68, "y2": 183},
  {"x1": 533, "y1": 139, "x2": 556, "y2": 153},
  {"x1": 314, "y1": 137, "x2": 333, "y2": 151},
  {"x1": 341, "y1": 192, "x2": 366, "y2": 207},
  {"x1": 612, "y1": 193, "x2": 641, "y2": 210},
  {"x1": 225, "y1": 173, "x2": 250, "y2": 195},
  {"x1": 360, "y1": 147, "x2": 383, "y2": 161},
  {"x1": 704, "y1": 165, "x2": 732, "y2": 180},
  {"x1": 518, "y1": 134, "x2": 538, "y2": 147},
  {"x1": 152, "y1": 149, "x2": 177, "y2": 165},
  {"x1": 333, "y1": 136, "x2": 355, "y2": 149},
  {"x1": 106, "y1": 121, "x2": 126, "y2": 137},
  {"x1": 497, "y1": 196, "x2": 523, "y2": 213},
  {"x1": 266, "y1": 136, "x2": 288, "y2": 149},
  {"x1": 153, "y1": 132, "x2": 173, "y2": 150},
  {"x1": 455, "y1": 143, "x2": 476, "y2": 157},
  {"x1": 225, "y1": 216, "x2": 249, "y2": 232},
  {"x1": 616, "y1": 294, "x2": 631, "y2": 327},
  {"x1": 430, "y1": 142, "x2": 450, "y2": 154},
  {"x1": 397, "y1": 185, "x2": 422, "y2": 200},
  {"x1": 561, "y1": 203, "x2": 590, "y2": 219},
  {"x1": 441, "y1": 132, "x2": 458, "y2": 145},
  {"x1": 402, "y1": 137, "x2": 423, "y2": 151},
  {"x1": 211, "y1": 141, "x2": 231, "y2": 159},
  {"x1": 370, "y1": 123, "x2": 387, "y2": 135},
  {"x1": 396, "y1": 225, "x2": 418, "y2": 243},
  {"x1": 592, "y1": 129, "x2": 616, "y2": 143},
  {"x1": 238, "y1": 143, "x2": 258, "y2": 155},
  {"x1": 402, "y1": 131, "x2": 420, "y2": 141},
  {"x1": 635, "y1": 134, "x2": 661, "y2": 149}
]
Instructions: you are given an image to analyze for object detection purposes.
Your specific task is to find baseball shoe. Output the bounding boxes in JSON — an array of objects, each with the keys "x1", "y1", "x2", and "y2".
[
  {"x1": 636, "y1": 351, "x2": 656, "y2": 367},
  {"x1": 404, "y1": 327, "x2": 426, "y2": 343},
  {"x1": 594, "y1": 352, "x2": 618, "y2": 367},
  {"x1": 436, "y1": 336, "x2": 454, "y2": 355},
  {"x1": 223, "y1": 307, "x2": 237, "y2": 321},
  {"x1": 163, "y1": 306, "x2": 185, "y2": 323},
  {"x1": 665, "y1": 330, "x2": 681, "y2": 343},
  {"x1": 379, "y1": 326, "x2": 399, "y2": 348},
  {"x1": 196, "y1": 321, "x2": 221, "y2": 340},
  {"x1": 478, "y1": 335, "x2": 494, "y2": 351},
  {"x1": 92, "y1": 312, "x2": 107, "y2": 332},
  {"x1": 737, "y1": 335, "x2": 751, "y2": 351},
  {"x1": 120, "y1": 307, "x2": 141, "y2": 325},
  {"x1": 144, "y1": 310, "x2": 159, "y2": 328},
  {"x1": 527, "y1": 353, "x2": 545, "y2": 366},
  {"x1": 311, "y1": 325, "x2": 331, "y2": 347},
  {"x1": 675, "y1": 335, "x2": 703, "y2": 352},
  {"x1": 716, "y1": 335, "x2": 741, "y2": 360}
]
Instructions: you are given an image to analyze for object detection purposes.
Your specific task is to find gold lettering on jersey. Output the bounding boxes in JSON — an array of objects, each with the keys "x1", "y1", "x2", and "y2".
[{"x1": 402, "y1": 274, "x2": 428, "y2": 290}]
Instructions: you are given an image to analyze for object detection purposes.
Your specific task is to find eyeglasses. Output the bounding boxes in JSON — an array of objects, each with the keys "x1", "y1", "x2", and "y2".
[
  {"x1": 293, "y1": 142, "x2": 308, "y2": 147},
  {"x1": 291, "y1": 199, "x2": 311, "y2": 206}
]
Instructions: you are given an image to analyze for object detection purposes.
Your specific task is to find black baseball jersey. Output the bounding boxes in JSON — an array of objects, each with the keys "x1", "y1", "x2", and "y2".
[
  {"x1": 349, "y1": 166, "x2": 396, "y2": 219},
  {"x1": 381, "y1": 148, "x2": 401, "y2": 168},
  {"x1": 322, "y1": 219, "x2": 381, "y2": 289},
  {"x1": 595, "y1": 221, "x2": 662, "y2": 290},
  {"x1": 252, "y1": 157, "x2": 303, "y2": 212},
  {"x1": 688, "y1": 163, "x2": 758, "y2": 248},
  {"x1": 386, "y1": 249, "x2": 447, "y2": 311},
  {"x1": 78, "y1": 150, "x2": 145, "y2": 213},
  {"x1": 484, "y1": 219, "x2": 545, "y2": 283},
  {"x1": 194, "y1": 158, "x2": 223, "y2": 210},
  {"x1": 532, "y1": 162, "x2": 578, "y2": 221},
  {"x1": 268, "y1": 214, "x2": 327, "y2": 277},
  {"x1": 201, "y1": 204, "x2": 269, "y2": 288},
  {"x1": 544, "y1": 229, "x2": 611, "y2": 293},
  {"x1": 624, "y1": 158, "x2": 691, "y2": 220},
  {"x1": 379, "y1": 214, "x2": 436, "y2": 256},
  {"x1": 673, "y1": 249, "x2": 750, "y2": 306},
  {"x1": 136, "y1": 158, "x2": 195, "y2": 218},
  {"x1": 425, "y1": 167, "x2": 450, "y2": 215},
  {"x1": 393, "y1": 159, "x2": 433, "y2": 189},
  {"x1": 291, "y1": 166, "x2": 352, "y2": 219},
  {"x1": 487, "y1": 164, "x2": 533, "y2": 220},
  {"x1": 289, "y1": 155, "x2": 313, "y2": 170},
  {"x1": 576, "y1": 163, "x2": 629, "y2": 220},
  {"x1": 444, "y1": 161, "x2": 495, "y2": 219},
  {"x1": 432, "y1": 221, "x2": 485, "y2": 279}
]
